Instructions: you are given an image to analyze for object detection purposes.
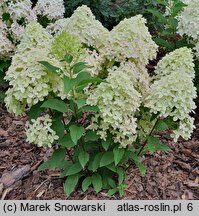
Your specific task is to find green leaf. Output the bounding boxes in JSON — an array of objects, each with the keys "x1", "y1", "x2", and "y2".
[
  {"x1": 113, "y1": 147, "x2": 125, "y2": 166},
  {"x1": 100, "y1": 152, "x2": 114, "y2": 167},
  {"x1": 61, "y1": 54, "x2": 73, "y2": 64},
  {"x1": 117, "y1": 167, "x2": 125, "y2": 185},
  {"x1": 76, "y1": 98, "x2": 86, "y2": 109},
  {"x1": 80, "y1": 105, "x2": 99, "y2": 112},
  {"x1": 102, "y1": 134, "x2": 111, "y2": 151},
  {"x1": 2, "y1": 13, "x2": 10, "y2": 21},
  {"x1": 78, "y1": 151, "x2": 89, "y2": 168},
  {"x1": 58, "y1": 134, "x2": 76, "y2": 148},
  {"x1": 91, "y1": 174, "x2": 102, "y2": 193},
  {"x1": 38, "y1": 149, "x2": 66, "y2": 171},
  {"x1": 76, "y1": 77, "x2": 103, "y2": 88},
  {"x1": 0, "y1": 92, "x2": 5, "y2": 102},
  {"x1": 136, "y1": 162, "x2": 146, "y2": 176},
  {"x1": 63, "y1": 75, "x2": 75, "y2": 94},
  {"x1": 74, "y1": 71, "x2": 91, "y2": 86},
  {"x1": 69, "y1": 125, "x2": 85, "y2": 144},
  {"x1": 41, "y1": 99, "x2": 69, "y2": 113},
  {"x1": 72, "y1": 62, "x2": 88, "y2": 74},
  {"x1": 164, "y1": 118, "x2": 179, "y2": 130},
  {"x1": 84, "y1": 130, "x2": 99, "y2": 142},
  {"x1": 64, "y1": 174, "x2": 79, "y2": 196},
  {"x1": 155, "y1": 120, "x2": 168, "y2": 132},
  {"x1": 154, "y1": 38, "x2": 175, "y2": 51},
  {"x1": 147, "y1": 8, "x2": 167, "y2": 24},
  {"x1": 82, "y1": 177, "x2": 92, "y2": 192},
  {"x1": 51, "y1": 113, "x2": 65, "y2": 140},
  {"x1": 28, "y1": 101, "x2": 43, "y2": 121},
  {"x1": 108, "y1": 189, "x2": 117, "y2": 196},
  {"x1": 89, "y1": 153, "x2": 103, "y2": 172},
  {"x1": 147, "y1": 136, "x2": 171, "y2": 154},
  {"x1": 39, "y1": 61, "x2": 62, "y2": 74},
  {"x1": 108, "y1": 178, "x2": 116, "y2": 188},
  {"x1": 106, "y1": 163, "x2": 117, "y2": 173},
  {"x1": 65, "y1": 162, "x2": 82, "y2": 176}
]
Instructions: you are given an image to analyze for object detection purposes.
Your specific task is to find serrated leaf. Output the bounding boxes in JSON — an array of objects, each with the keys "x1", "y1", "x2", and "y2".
[
  {"x1": 91, "y1": 174, "x2": 102, "y2": 193},
  {"x1": 65, "y1": 162, "x2": 82, "y2": 176},
  {"x1": 76, "y1": 98, "x2": 86, "y2": 109},
  {"x1": 155, "y1": 120, "x2": 168, "y2": 132},
  {"x1": 80, "y1": 105, "x2": 99, "y2": 112},
  {"x1": 117, "y1": 167, "x2": 125, "y2": 185},
  {"x1": 51, "y1": 113, "x2": 65, "y2": 140},
  {"x1": 147, "y1": 8, "x2": 167, "y2": 24},
  {"x1": 89, "y1": 153, "x2": 103, "y2": 172},
  {"x1": 106, "y1": 163, "x2": 117, "y2": 173},
  {"x1": 78, "y1": 151, "x2": 89, "y2": 168},
  {"x1": 102, "y1": 134, "x2": 111, "y2": 151},
  {"x1": 58, "y1": 134, "x2": 76, "y2": 148},
  {"x1": 38, "y1": 149, "x2": 66, "y2": 171},
  {"x1": 39, "y1": 61, "x2": 62, "y2": 74},
  {"x1": 147, "y1": 136, "x2": 171, "y2": 154},
  {"x1": 82, "y1": 177, "x2": 92, "y2": 192},
  {"x1": 113, "y1": 147, "x2": 125, "y2": 166},
  {"x1": 64, "y1": 174, "x2": 79, "y2": 196},
  {"x1": 136, "y1": 162, "x2": 146, "y2": 176},
  {"x1": 74, "y1": 71, "x2": 91, "y2": 86},
  {"x1": 107, "y1": 189, "x2": 117, "y2": 196},
  {"x1": 84, "y1": 130, "x2": 99, "y2": 142},
  {"x1": 41, "y1": 99, "x2": 68, "y2": 113},
  {"x1": 76, "y1": 77, "x2": 103, "y2": 89},
  {"x1": 154, "y1": 38, "x2": 175, "y2": 51},
  {"x1": 64, "y1": 75, "x2": 75, "y2": 94},
  {"x1": 100, "y1": 152, "x2": 114, "y2": 167},
  {"x1": 72, "y1": 62, "x2": 88, "y2": 74},
  {"x1": 69, "y1": 125, "x2": 85, "y2": 144},
  {"x1": 107, "y1": 178, "x2": 116, "y2": 188},
  {"x1": 28, "y1": 101, "x2": 43, "y2": 121}
]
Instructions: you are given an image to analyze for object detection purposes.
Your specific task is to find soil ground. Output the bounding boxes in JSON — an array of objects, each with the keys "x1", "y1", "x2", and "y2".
[{"x1": 0, "y1": 105, "x2": 199, "y2": 200}]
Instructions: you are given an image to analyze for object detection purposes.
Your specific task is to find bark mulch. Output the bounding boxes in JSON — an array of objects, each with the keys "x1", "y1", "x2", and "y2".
[{"x1": 0, "y1": 106, "x2": 199, "y2": 200}]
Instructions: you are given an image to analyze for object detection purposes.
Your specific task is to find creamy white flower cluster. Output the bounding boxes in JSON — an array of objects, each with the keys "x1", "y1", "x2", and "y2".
[
  {"x1": 0, "y1": 19, "x2": 14, "y2": 59},
  {"x1": 177, "y1": 0, "x2": 199, "y2": 57},
  {"x1": 63, "y1": 5, "x2": 109, "y2": 49},
  {"x1": 46, "y1": 18, "x2": 69, "y2": 35},
  {"x1": 0, "y1": 0, "x2": 65, "y2": 57},
  {"x1": 33, "y1": 0, "x2": 65, "y2": 20},
  {"x1": 146, "y1": 47, "x2": 197, "y2": 141},
  {"x1": 26, "y1": 114, "x2": 59, "y2": 148},
  {"x1": 8, "y1": 0, "x2": 36, "y2": 24},
  {"x1": 5, "y1": 22, "x2": 64, "y2": 115},
  {"x1": 99, "y1": 15, "x2": 158, "y2": 65},
  {"x1": 87, "y1": 64, "x2": 142, "y2": 147}
]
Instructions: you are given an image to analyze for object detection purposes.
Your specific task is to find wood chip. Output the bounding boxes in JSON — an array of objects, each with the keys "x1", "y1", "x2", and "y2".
[{"x1": 0, "y1": 165, "x2": 30, "y2": 188}]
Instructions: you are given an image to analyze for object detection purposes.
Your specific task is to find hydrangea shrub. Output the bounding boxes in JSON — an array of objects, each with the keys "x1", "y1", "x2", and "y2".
[{"x1": 4, "y1": 5, "x2": 197, "y2": 197}]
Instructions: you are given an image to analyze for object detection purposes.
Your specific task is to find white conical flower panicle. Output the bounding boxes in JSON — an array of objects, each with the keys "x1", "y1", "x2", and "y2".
[
  {"x1": 99, "y1": 15, "x2": 158, "y2": 65},
  {"x1": 5, "y1": 22, "x2": 64, "y2": 115},
  {"x1": 26, "y1": 114, "x2": 59, "y2": 148},
  {"x1": 145, "y1": 47, "x2": 197, "y2": 141},
  {"x1": 33, "y1": 0, "x2": 65, "y2": 20},
  {"x1": 60, "y1": 5, "x2": 109, "y2": 48},
  {"x1": 8, "y1": 0, "x2": 37, "y2": 24},
  {"x1": 177, "y1": 0, "x2": 199, "y2": 40},
  {"x1": 87, "y1": 67, "x2": 142, "y2": 148}
]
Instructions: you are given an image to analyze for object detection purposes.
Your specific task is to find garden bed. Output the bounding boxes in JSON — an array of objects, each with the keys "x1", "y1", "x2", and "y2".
[{"x1": 0, "y1": 105, "x2": 198, "y2": 200}]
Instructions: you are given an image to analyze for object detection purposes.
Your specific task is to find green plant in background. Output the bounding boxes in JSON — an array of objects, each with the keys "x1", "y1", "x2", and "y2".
[
  {"x1": 64, "y1": 0, "x2": 116, "y2": 29},
  {"x1": 147, "y1": 0, "x2": 187, "y2": 51}
]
